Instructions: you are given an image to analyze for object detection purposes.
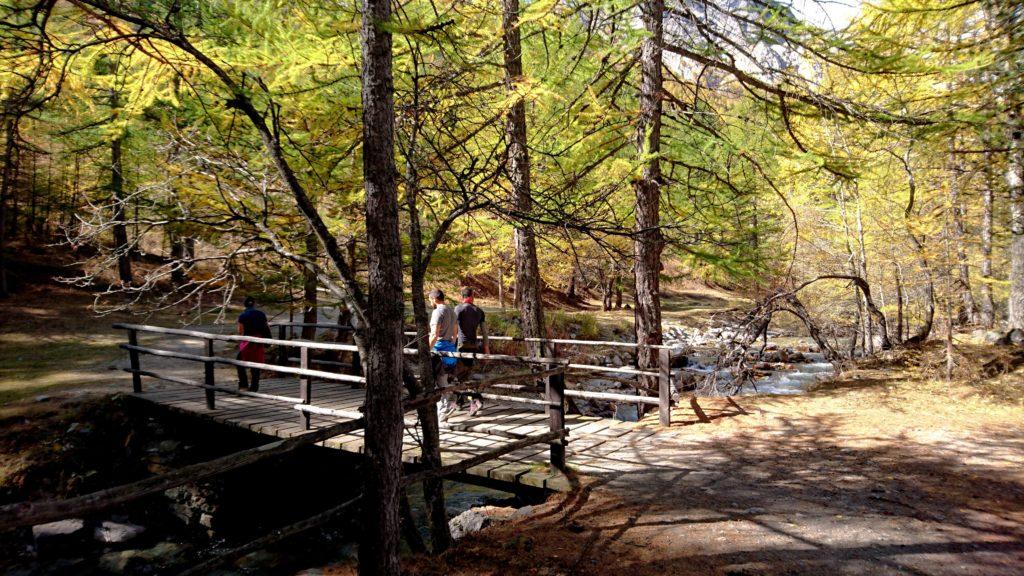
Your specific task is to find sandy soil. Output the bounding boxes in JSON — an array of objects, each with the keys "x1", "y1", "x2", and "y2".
[{"x1": 380, "y1": 355, "x2": 1024, "y2": 576}]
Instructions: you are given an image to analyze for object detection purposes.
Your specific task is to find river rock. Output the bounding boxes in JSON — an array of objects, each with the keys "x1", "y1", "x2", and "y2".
[
  {"x1": 94, "y1": 521, "x2": 146, "y2": 544},
  {"x1": 32, "y1": 519, "x2": 88, "y2": 555},
  {"x1": 449, "y1": 506, "x2": 524, "y2": 539},
  {"x1": 979, "y1": 330, "x2": 1003, "y2": 344},
  {"x1": 98, "y1": 541, "x2": 185, "y2": 574},
  {"x1": 449, "y1": 509, "x2": 490, "y2": 539},
  {"x1": 670, "y1": 353, "x2": 688, "y2": 368},
  {"x1": 236, "y1": 549, "x2": 285, "y2": 571}
]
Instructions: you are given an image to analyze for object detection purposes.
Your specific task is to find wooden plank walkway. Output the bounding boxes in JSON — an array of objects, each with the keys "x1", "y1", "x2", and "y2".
[{"x1": 132, "y1": 377, "x2": 668, "y2": 492}]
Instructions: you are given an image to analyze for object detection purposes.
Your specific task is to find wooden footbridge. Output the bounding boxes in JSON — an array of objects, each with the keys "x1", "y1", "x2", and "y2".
[
  {"x1": 0, "y1": 320, "x2": 693, "y2": 572},
  {"x1": 116, "y1": 321, "x2": 684, "y2": 492}
]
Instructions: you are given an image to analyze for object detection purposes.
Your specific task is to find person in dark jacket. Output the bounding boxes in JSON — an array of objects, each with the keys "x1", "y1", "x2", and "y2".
[
  {"x1": 237, "y1": 296, "x2": 271, "y2": 391},
  {"x1": 455, "y1": 286, "x2": 489, "y2": 416}
]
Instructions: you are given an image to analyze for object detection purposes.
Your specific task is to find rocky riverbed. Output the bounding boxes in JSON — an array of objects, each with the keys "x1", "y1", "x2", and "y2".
[{"x1": 570, "y1": 323, "x2": 835, "y2": 420}]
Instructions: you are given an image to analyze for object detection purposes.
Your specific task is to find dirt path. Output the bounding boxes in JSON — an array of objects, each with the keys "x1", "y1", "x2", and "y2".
[{"x1": 398, "y1": 367, "x2": 1024, "y2": 576}]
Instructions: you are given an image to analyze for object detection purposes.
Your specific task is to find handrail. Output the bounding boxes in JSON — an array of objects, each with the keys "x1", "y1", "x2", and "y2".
[
  {"x1": 412, "y1": 348, "x2": 568, "y2": 365},
  {"x1": 112, "y1": 323, "x2": 359, "y2": 353},
  {"x1": 401, "y1": 330, "x2": 678, "y2": 350},
  {"x1": 123, "y1": 368, "x2": 304, "y2": 404},
  {"x1": 116, "y1": 322, "x2": 674, "y2": 427},
  {"x1": 271, "y1": 322, "x2": 355, "y2": 330},
  {"x1": 120, "y1": 344, "x2": 366, "y2": 384}
]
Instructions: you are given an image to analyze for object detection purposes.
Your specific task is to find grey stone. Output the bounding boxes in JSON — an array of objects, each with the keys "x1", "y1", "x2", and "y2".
[
  {"x1": 94, "y1": 521, "x2": 146, "y2": 544},
  {"x1": 235, "y1": 549, "x2": 283, "y2": 571},
  {"x1": 158, "y1": 439, "x2": 181, "y2": 453},
  {"x1": 32, "y1": 519, "x2": 88, "y2": 555},
  {"x1": 449, "y1": 508, "x2": 490, "y2": 539},
  {"x1": 982, "y1": 330, "x2": 1003, "y2": 344},
  {"x1": 98, "y1": 541, "x2": 185, "y2": 574}
]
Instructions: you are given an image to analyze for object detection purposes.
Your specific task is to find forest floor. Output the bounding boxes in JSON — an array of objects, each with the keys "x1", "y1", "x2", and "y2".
[
  {"x1": 1, "y1": 284, "x2": 1023, "y2": 575},
  {"x1": 392, "y1": 346, "x2": 1024, "y2": 576}
]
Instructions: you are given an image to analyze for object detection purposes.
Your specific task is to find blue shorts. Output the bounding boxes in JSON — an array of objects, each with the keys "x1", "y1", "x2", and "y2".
[{"x1": 433, "y1": 340, "x2": 458, "y2": 368}]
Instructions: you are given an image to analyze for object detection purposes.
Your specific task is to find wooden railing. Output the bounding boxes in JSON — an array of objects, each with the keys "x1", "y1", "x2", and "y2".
[
  {"x1": 267, "y1": 321, "x2": 678, "y2": 426},
  {"x1": 114, "y1": 323, "x2": 364, "y2": 430},
  {"x1": 112, "y1": 322, "x2": 575, "y2": 467}
]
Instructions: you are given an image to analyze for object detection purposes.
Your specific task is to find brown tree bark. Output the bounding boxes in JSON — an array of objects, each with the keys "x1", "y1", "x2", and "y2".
[
  {"x1": 894, "y1": 262, "x2": 905, "y2": 343},
  {"x1": 169, "y1": 231, "x2": 185, "y2": 285},
  {"x1": 302, "y1": 228, "x2": 319, "y2": 340},
  {"x1": 403, "y1": 100, "x2": 452, "y2": 552},
  {"x1": 633, "y1": 0, "x2": 665, "y2": 370},
  {"x1": 1009, "y1": 104, "x2": 1024, "y2": 331},
  {"x1": 0, "y1": 116, "x2": 15, "y2": 297},
  {"x1": 503, "y1": 0, "x2": 546, "y2": 356},
  {"x1": 895, "y1": 148, "x2": 935, "y2": 343},
  {"x1": 980, "y1": 158, "x2": 996, "y2": 328},
  {"x1": 949, "y1": 140, "x2": 977, "y2": 325},
  {"x1": 359, "y1": 0, "x2": 404, "y2": 573},
  {"x1": 110, "y1": 96, "x2": 133, "y2": 285}
]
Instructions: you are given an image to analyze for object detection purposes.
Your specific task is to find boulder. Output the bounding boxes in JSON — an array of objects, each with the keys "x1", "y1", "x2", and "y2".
[
  {"x1": 98, "y1": 541, "x2": 185, "y2": 574},
  {"x1": 449, "y1": 506, "x2": 524, "y2": 540},
  {"x1": 94, "y1": 521, "x2": 146, "y2": 545},
  {"x1": 981, "y1": 330, "x2": 1003, "y2": 344},
  {"x1": 32, "y1": 519, "x2": 88, "y2": 556},
  {"x1": 449, "y1": 508, "x2": 490, "y2": 540},
  {"x1": 235, "y1": 549, "x2": 285, "y2": 571}
]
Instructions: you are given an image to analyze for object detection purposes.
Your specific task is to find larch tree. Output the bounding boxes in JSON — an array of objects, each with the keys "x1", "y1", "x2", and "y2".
[
  {"x1": 633, "y1": 0, "x2": 665, "y2": 369},
  {"x1": 502, "y1": 0, "x2": 546, "y2": 355}
]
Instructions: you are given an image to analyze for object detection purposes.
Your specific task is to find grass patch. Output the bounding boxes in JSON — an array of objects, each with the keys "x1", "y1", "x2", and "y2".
[{"x1": 0, "y1": 334, "x2": 123, "y2": 405}]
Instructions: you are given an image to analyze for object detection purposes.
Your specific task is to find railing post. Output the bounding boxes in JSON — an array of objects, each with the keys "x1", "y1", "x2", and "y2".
[
  {"x1": 299, "y1": 347, "x2": 312, "y2": 430},
  {"x1": 203, "y1": 338, "x2": 216, "y2": 409},
  {"x1": 658, "y1": 347, "x2": 671, "y2": 426},
  {"x1": 277, "y1": 324, "x2": 288, "y2": 365},
  {"x1": 546, "y1": 363, "x2": 566, "y2": 469},
  {"x1": 127, "y1": 329, "x2": 142, "y2": 393}
]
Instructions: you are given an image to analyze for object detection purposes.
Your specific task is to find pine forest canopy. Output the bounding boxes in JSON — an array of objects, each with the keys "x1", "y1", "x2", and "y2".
[{"x1": 1, "y1": 1, "x2": 1022, "y2": 573}]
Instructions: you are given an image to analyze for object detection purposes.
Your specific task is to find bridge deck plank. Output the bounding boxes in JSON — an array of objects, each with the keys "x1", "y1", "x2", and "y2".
[{"x1": 130, "y1": 376, "x2": 663, "y2": 492}]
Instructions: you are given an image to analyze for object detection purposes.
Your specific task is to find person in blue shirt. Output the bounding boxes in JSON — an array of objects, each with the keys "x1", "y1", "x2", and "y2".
[{"x1": 237, "y1": 296, "x2": 271, "y2": 391}]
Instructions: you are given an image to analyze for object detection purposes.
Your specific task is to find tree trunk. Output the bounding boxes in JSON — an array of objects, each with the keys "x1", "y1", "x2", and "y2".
[
  {"x1": 109, "y1": 92, "x2": 133, "y2": 286},
  {"x1": 359, "y1": 0, "x2": 404, "y2": 573},
  {"x1": 1008, "y1": 103, "x2": 1024, "y2": 331},
  {"x1": 949, "y1": 140, "x2": 977, "y2": 325},
  {"x1": 170, "y1": 231, "x2": 185, "y2": 285},
  {"x1": 26, "y1": 151, "x2": 36, "y2": 240},
  {"x1": 497, "y1": 264, "x2": 506, "y2": 309},
  {"x1": 403, "y1": 115, "x2": 452, "y2": 553},
  {"x1": 894, "y1": 262, "x2": 905, "y2": 343},
  {"x1": 855, "y1": 198, "x2": 874, "y2": 354},
  {"x1": 302, "y1": 228, "x2": 319, "y2": 340},
  {"x1": 503, "y1": 0, "x2": 546, "y2": 356},
  {"x1": 980, "y1": 159, "x2": 996, "y2": 328},
  {"x1": 600, "y1": 268, "x2": 612, "y2": 311},
  {"x1": 633, "y1": 0, "x2": 665, "y2": 370},
  {"x1": 897, "y1": 148, "x2": 935, "y2": 343},
  {"x1": 0, "y1": 116, "x2": 15, "y2": 297}
]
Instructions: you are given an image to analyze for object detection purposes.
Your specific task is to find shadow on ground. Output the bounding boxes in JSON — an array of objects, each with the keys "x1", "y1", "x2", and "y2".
[{"x1": 423, "y1": 412, "x2": 1024, "y2": 576}]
